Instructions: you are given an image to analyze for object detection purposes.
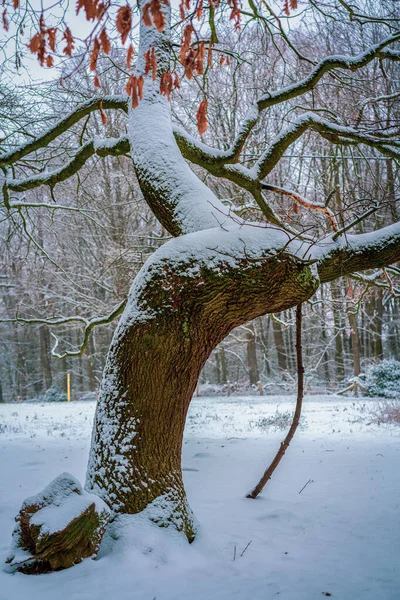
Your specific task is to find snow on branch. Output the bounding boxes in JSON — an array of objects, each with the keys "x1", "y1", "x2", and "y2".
[
  {"x1": 5, "y1": 136, "x2": 130, "y2": 194},
  {"x1": 0, "y1": 96, "x2": 127, "y2": 168},
  {"x1": 315, "y1": 222, "x2": 400, "y2": 284},
  {"x1": 221, "y1": 33, "x2": 400, "y2": 164},
  {"x1": 257, "y1": 33, "x2": 400, "y2": 111},
  {"x1": 254, "y1": 113, "x2": 400, "y2": 180}
]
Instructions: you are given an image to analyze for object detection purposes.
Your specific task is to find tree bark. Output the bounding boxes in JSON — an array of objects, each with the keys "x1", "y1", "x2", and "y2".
[
  {"x1": 272, "y1": 316, "x2": 287, "y2": 372},
  {"x1": 39, "y1": 325, "x2": 53, "y2": 390},
  {"x1": 246, "y1": 323, "x2": 259, "y2": 385},
  {"x1": 85, "y1": 228, "x2": 319, "y2": 539}
]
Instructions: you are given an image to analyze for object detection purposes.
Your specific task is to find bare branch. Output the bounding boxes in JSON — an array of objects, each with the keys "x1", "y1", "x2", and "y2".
[
  {"x1": 261, "y1": 183, "x2": 338, "y2": 231},
  {"x1": 254, "y1": 113, "x2": 400, "y2": 179}
]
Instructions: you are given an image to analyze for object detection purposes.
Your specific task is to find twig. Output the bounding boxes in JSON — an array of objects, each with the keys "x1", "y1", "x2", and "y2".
[
  {"x1": 298, "y1": 479, "x2": 313, "y2": 494},
  {"x1": 332, "y1": 205, "x2": 380, "y2": 240},
  {"x1": 240, "y1": 540, "x2": 253, "y2": 557}
]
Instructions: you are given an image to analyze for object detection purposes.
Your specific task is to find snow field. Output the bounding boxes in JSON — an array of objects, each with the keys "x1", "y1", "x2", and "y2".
[{"x1": 0, "y1": 395, "x2": 399, "y2": 600}]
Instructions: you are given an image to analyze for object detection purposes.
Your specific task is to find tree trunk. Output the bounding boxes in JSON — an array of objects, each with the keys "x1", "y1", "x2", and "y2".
[
  {"x1": 246, "y1": 323, "x2": 259, "y2": 385},
  {"x1": 348, "y1": 312, "x2": 361, "y2": 377},
  {"x1": 272, "y1": 316, "x2": 287, "y2": 372},
  {"x1": 85, "y1": 228, "x2": 319, "y2": 540},
  {"x1": 39, "y1": 325, "x2": 53, "y2": 390},
  {"x1": 220, "y1": 345, "x2": 228, "y2": 384},
  {"x1": 331, "y1": 280, "x2": 345, "y2": 382}
]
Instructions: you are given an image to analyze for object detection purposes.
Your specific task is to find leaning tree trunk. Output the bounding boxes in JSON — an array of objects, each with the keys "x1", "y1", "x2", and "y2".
[
  {"x1": 84, "y1": 0, "x2": 400, "y2": 542},
  {"x1": 85, "y1": 228, "x2": 320, "y2": 539}
]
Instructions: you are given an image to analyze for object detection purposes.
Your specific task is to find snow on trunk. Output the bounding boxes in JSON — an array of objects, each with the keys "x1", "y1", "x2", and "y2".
[
  {"x1": 128, "y1": 0, "x2": 233, "y2": 237},
  {"x1": 85, "y1": 225, "x2": 320, "y2": 541}
]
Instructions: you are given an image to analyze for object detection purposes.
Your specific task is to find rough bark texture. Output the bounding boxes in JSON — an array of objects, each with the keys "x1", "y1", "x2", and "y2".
[{"x1": 86, "y1": 231, "x2": 319, "y2": 540}]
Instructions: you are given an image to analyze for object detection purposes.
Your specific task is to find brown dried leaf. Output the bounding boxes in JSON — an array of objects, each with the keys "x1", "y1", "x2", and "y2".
[
  {"x1": 46, "y1": 27, "x2": 57, "y2": 52},
  {"x1": 196, "y1": 98, "x2": 208, "y2": 135},
  {"x1": 116, "y1": 4, "x2": 132, "y2": 45},
  {"x1": 99, "y1": 100, "x2": 107, "y2": 124},
  {"x1": 2, "y1": 9, "x2": 9, "y2": 30},
  {"x1": 99, "y1": 27, "x2": 111, "y2": 55},
  {"x1": 126, "y1": 43, "x2": 134, "y2": 70},
  {"x1": 62, "y1": 27, "x2": 75, "y2": 56},
  {"x1": 89, "y1": 36, "x2": 100, "y2": 71}
]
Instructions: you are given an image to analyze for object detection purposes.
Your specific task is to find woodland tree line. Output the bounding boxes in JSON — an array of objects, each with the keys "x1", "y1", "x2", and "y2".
[{"x1": 0, "y1": 4, "x2": 399, "y2": 402}]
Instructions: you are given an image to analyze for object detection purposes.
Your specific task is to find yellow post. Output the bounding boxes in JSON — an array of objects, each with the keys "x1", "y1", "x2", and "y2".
[{"x1": 67, "y1": 373, "x2": 71, "y2": 403}]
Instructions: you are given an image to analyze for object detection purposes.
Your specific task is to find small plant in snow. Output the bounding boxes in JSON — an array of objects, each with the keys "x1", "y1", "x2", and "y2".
[
  {"x1": 251, "y1": 410, "x2": 305, "y2": 432},
  {"x1": 365, "y1": 360, "x2": 400, "y2": 399},
  {"x1": 43, "y1": 384, "x2": 68, "y2": 403},
  {"x1": 370, "y1": 401, "x2": 400, "y2": 425}
]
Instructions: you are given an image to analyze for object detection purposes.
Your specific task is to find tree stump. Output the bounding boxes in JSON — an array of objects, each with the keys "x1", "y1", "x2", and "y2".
[{"x1": 6, "y1": 473, "x2": 110, "y2": 574}]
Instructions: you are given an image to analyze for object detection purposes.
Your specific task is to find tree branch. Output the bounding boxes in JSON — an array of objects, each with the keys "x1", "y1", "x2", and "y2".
[
  {"x1": 316, "y1": 223, "x2": 400, "y2": 283},
  {"x1": 0, "y1": 96, "x2": 128, "y2": 168},
  {"x1": 225, "y1": 33, "x2": 400, "y2": 163},
  {"x1": 5, "y1": 136, "x2": 130, "y2": 193},
  {"x1": 261, "y1": 183, "x2": 338, "y2": 230},
  {"x1": 254, "y1": 113, "x2": 400, "y2": 179}
]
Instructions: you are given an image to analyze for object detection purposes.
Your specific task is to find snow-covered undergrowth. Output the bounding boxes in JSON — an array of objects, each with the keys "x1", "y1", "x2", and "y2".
[{"x1": 1, "y1": 395, "x2": 399, "y2": 599}]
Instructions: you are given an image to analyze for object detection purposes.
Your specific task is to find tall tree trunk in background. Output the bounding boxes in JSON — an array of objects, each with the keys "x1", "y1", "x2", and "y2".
[
  {"x1": 346, "y1": 280, "x2": 361, "y2": 377},
  {"x1": 373, "y1": 289, "x2": 384, "y2": 360},
  {"x1": 215, "y1": 349, "x2": 222, "y2": 384},
  {"x1": 220, "y1": 345, "x2": 228, "y2": 384},
  {"x1": 348, "y1": 312, "x2": 361, "y2": 376},
  {"x1": 286, "y1": 309, "x2": 296, "y2": 372},
  {"x1": 86, "y1": 339, "x2": 97, "y2": 391},
  {"x1": 331, "y1": 280, "x2": 345, "y2": 382},
  {"x1": 259, "y1": 316, "x2": 271, "y2": 377},
  {"x1": 388, "y1": 300, "x2": 400, "y2": 360},
  {"x1": 386, "y1": 159, "x2": 398, "y2": 222},
  {"x1": 246, "y1": 322, "x2": 259, "y2": 385},
  {"x1": 272, "y1": 316, "x2": 287, "y2": 372},
  {"x1": 320, "y1": 287, "x2": 331, "y2": 384},
  {"x1": 39, "y1": 325, "x2": 53, "y2": 390}
]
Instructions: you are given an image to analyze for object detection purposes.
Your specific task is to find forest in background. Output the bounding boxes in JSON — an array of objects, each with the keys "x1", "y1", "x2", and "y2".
[{"x1": 1, "y1": 5, "x2": 399, "y2": 402}]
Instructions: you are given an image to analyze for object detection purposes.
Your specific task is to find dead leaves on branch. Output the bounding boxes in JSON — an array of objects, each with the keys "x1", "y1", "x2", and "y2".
[
  {"x1": 2, "y1": 0, "x2": 251, "y2": 135},
  {"x1": 142, "y1": 0, "x2": 169, "y2": 32},
  {"x1": 283, "y1": 0, "x2": 298, "y2": 17},
  {"x1": 126, "y1": 74, "x2": 144, "y2": 108},
  {"x1": 116, "y1": 4, "x2": 132, "y2": 44},
  {"x1": 76, "y1": 0, "x2": 107, "y2": 22}
]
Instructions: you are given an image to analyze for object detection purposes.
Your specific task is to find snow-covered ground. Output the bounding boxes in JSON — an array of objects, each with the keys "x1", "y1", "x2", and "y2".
[{"x1": 1, "y1": 395, "x2": 399, "y2": 600}]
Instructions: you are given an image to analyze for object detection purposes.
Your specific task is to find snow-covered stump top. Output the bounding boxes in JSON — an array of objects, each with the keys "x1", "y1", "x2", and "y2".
[{"x1": 5, "y1": 472, "x2": 110, "y2": 574}]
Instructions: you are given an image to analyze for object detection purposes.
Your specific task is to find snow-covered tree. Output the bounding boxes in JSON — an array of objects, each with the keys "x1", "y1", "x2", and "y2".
[{"x1": 2, "y1": 0, "x2": 400, "y2": 571}]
